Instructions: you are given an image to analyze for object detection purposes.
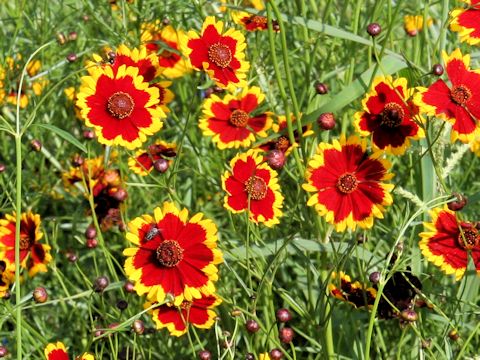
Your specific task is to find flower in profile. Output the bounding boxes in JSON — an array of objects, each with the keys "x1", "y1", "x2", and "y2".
[
  {"x1": 124, "y1": 202, "x2": 222, "y2": 305},
  {"x1": 329, "y1": 272, "x2": 376, "y2": 308},
  {"x1": 62, "y1": 156, "x2": 127, "y2": 231},
  {"x1": 0, "y1": 212, "x2": 51, "y2": 277},
  {"x1": 183, "y1": 16, "x2": 249, "y2": 88},
  {"x1": 151, "y1": 81, "x2": 175, "y2": 113},
  {"x1": 199, "y1": 86, "x2": 272, "y2": 149},
  {"x1": 450, "y1": 1, "x2": 480, "y2": 45},
  {"x1": 303, "y1": 136, "x2": 394, "y2": 232},
  {"x1": 354, "y1": 76, "x2": 424, "y2": 155},
  {"x1": 146, "y1": 293, "x2": 221, "y2": 336},
  {"x1": 76, "y1": 64, "x2": 165, "y2": 149},
  {"x1": 414, "y1": 49, "x2": 480, "y2": 143},
  {"x1": 231, "y1": 12, "x2": 278, "y2": 32},
  {"x1": 419, "y1": 206, "x2": 480, "y2": 280},
  {"x1": 222, "y1": 150, "x2": 283, "y2": 226},
  {"x1": 128, "y1": 141, "x2": 177, "y2": 176},
  {"x1": 257, "y1": 113, "x2": 312, "y2": 156},
  {"x1": 219, "y1": 0, "x2": 265, "y2": 11},
  {"x1": 403, "y1": 15, "x2": 433, "y2": 36},
  {"x1": 141, "y1": 23, "x2": 192, "y2": 79}
]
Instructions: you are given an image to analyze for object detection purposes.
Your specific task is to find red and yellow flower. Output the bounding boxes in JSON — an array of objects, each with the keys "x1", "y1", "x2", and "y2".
[
  {"x1": 450, "y1": 1, "x2": 480, "y2": 45},
  {"x1": 146, "y1": 293, "x2": 221, "y2": 336},
  {"x1": 329, "y1": 272, "x2": 376, "y2": 308},
  {"x1": 232, "y1": 12, "x2": 278, "y2": 32},
  {"x1": 124, "y1": 202, "x2": 222, "y2": 305},
  {"x1": 222, "y1": 150, "x2": 283, "y2": 226},
  {"x1": 76, "y1": 64, "x2": 165, "y2": 149},
  {"x1": 403, "y1": 15, "x2": 433, "y2": 37},
  {"x1": 128, "y1": 141, "x2": 177, "y2": 176},
  {"x1": 415, "y1": 49, "x2": 480, "y2": 143},
  {"x1": 419, "y1": 206, "x2": 480, "y2": 280},
  {"x1": 44, "y1": 342, "x2": 94, "y2": 360},
  {"x1": 183, "y1": 16, "x2": 249, "y2": 88},
  {"x1": 200, "y1": 86, "x2": 272, "y2": 149},
  {"x1": 0, "y1": 260, "x2": 14, "y2": 298},
  {"x1": 141, "y1": 23, "x2": 192, "y2": 79},
  {"x1": 354, "y1": 76, "x2": 424, "y2": 155},
  {"x1": 0, "y1": 211, "x2": 51, "y2": 277},
  {"x1": 303, "y1": 136, "x2": 394, "y2": 232},
  {"x1": 219, "y1": 0, "x2": 265, "y2": 11}
]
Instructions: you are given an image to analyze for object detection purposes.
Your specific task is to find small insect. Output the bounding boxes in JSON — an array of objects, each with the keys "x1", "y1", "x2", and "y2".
[{"x1": 144, "y1": 226, "x2": 160, "y2": 241}]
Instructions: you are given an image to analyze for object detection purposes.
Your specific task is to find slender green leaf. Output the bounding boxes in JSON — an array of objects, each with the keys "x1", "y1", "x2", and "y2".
[{"x1": 34, "y1": 123, "x2": 87, "y2": 153}]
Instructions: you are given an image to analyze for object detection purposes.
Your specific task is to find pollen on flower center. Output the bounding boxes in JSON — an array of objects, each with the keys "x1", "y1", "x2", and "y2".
[
  {"x1": 252, "y1": 15, "x2": 267, "y2": 25},
  {"x1": 450, "y1": 85, "x2": 471, "y2": 105},
  {"x1": 180, "y1": 300, "x2": 192, "y2": 311},
  {"x1": 107, "y1": 92, "x2": 135, "y2": 119},
  {"x1": 275, "y1": 136, "x2": 290, "y2": 152},
  {"x1": 229, "y1": 109, "x2": 249, "y2": 127},
  {"x1": 381, "y1": 102, "x2": 405, "y2": 127},
  {"x1": 19, "y1": 235, "x2": 31, "y2": 250},
  {"x1": 245, "y1": 175, "x2": 268, "y2": 200},
  {"x1": 336, "y1": 173, "x2": 359, "y2": 194},
  {"x1": 457, "y1": 227, "x2": 479, "y2": 250},
  {"x1": 156, "y1": 240, "x2": 184, "y2": 267},
  {"x1": 208, "y1": 43, "x2": 232, "y2": 68}
]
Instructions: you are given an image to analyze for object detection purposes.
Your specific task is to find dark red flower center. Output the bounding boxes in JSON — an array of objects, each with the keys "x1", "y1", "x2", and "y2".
[
  {"x1": 156, "y1": 240, "x2": 184, "y2": 267},
  {"x1": 245, "y1": 176, "x2": 268, "y2": 200},
  {"x1": 275, "y1": 136, "x2": 290, "y2": 152},
  {"x1": 450, "y1": 85, "x2": 471, "y2": 105},
  {"x1": 180, "y1": 300, "x2": 192, "y2": 312},
  {"x1": 107, "y1": 92, "x2": 135, "y2": 119},
  {"x1": 160, "y1": 49, "x2": 174, "y2": 58},
  {"x1": 336, "y1": 173, "x2": 358, "y2": 194},
  {"x1": 457, "y1": 227, "x2": 480, "y2": 250},
  {"x1": 381, "y1": 102, "x2": 405, "y2": 127},
  {"x1": 208, "y1": 43, "x2": 232, "y2": 68},
  {"x1": 229, "y1": 109, "x2": 249, "y2": 127},
  {"x1": 19, "y1": 234, "x2": 32, "y2": 250}
]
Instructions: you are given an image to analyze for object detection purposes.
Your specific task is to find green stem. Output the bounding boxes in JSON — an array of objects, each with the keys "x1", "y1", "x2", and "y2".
[{"x1": 320, "y1": 266, "x2": 334, "y2": 358}]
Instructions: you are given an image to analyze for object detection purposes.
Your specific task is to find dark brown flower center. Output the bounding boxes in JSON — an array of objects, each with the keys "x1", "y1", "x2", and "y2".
[
  {"x1": 381, "y1": 102, "x2": 405, "y2": 127},
  {"x1": 107, "y1": 92, "x2": 135, "y2": 119},
  {"x1": 229, "y1": 109, "x2": 249, "y2": 127},
  {"x1": 336, "y1": 173, "x2": 358, "y2": 194},
  {"x1": 275, "y1": 136, "x2": 290, "y2": 152},
  {"x1": 251, "y1": 15, "x2": 267, "y2": 25},
  {"x1": 457, "y1": 227, "x2": 479, "y2": 250},
  {"x1": 19, "y1": 234, "x2": 32, "y2": 250},
  {"x1": 245, "y1": 176, "x2": 268, "y2": 200},
  {"x1": 156, "y1": 240, "x2": 183, "y2": 267},
  {"x1": 160, "y1": 49, "x2": 174, "y2": 58},
  {"x1": 208, "y1": 43, "x2": 232, "y2": 68},
  {"x1": 450, "y1": 85, "x2": 471, "y2": 105}
]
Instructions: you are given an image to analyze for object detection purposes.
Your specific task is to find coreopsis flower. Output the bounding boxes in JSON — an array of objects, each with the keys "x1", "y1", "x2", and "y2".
[
  {"x1": 219, "y1": 0, "x2": 265, "y2": 11},
  {"x1": 3, "y1": 55, "x2": 48, "y2": 108},
  {"x1": 0, "y1": 212, "x2": 51, "y2": 277},
  {"x1": 44, "y1": 342, "x2": 94, "y2": 360},
  {"x1": 123, "y1": 202, "x2": 222, "y2": 305},
  {"x1": 354, "y1": 76, "x2": 424, "y2": 155},
  {"x1": 0, "y1": 260, "x2": 14, "y2": 298},
  {"x1": 420, "y1": 206, "x2": 480, "y2": 280},
  {"x1": 222, "y1": 150, "x2": 284, "y2": 226},
  {"x1": 62, "y1": 156, "x2": 127, "y2": 231},
  {"x1": 141, "y1": 23, "x2": 192, "y2": 79},
  {"x1": 128, "y1": 141, "x2": 177, "y2": 176},
  {"x1": 403, "y1": 15, "x2": 433, "y2": 36},
  {"x1": 199, "y1": 86, "x2": 272, "y2": 149},
  {"x1": 258, "y1": 353, "x2": 271, "y2": 360},
  {"x1": 231, "y1": 12, "x2": 278, "y2": 32},
  {"x1": 183, "y1": 16, "x2": 249, "y2": 88},
  {"x1": 0, "y1": 65, "x2": 5, "y2": 104},
  {"x1": 450, "y1": 1, "x2": 480, "y2": 45},
  {"x1": 329, "y1": 272, "x2": 376, "y2": 308},
  {"x1": 303, "y1": 136, "x2": 394, "y2": 232},
  {"x1": 469, "y1": 135, "x2": 480, "y2": 156},
  {"x1": 146, "y1": 293, "x2": 221, "y2": 336},
  {"x1": 109, "y1": 0, "x2": 134, "y2": 10},
  {"x1": 76, "y1": 64, "x2": 165, "y2": 149},
  {"x1": 64, "y1": 87, "x2": 83, "y2": 120},
  {"x1": 257, "y1": 113, "x2": 312, "y2": 155},
  {"x1": 151, "y1": 81, "x2": 175, "y2": 113},
  {"x1": 415, "y1": 49, "x2": 480, "y2": 143}
]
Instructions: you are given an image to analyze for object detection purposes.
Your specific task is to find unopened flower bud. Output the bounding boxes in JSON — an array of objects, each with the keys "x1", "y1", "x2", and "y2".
[
  {"x1": 0, "y1": 163, "x2": 5, "y2": 173},
  {"x1": 66, "y1": 53, "x2": 77, "y2": 63},
  {"x1": 198, "y1": 350, "x2": 211, "y2": 360},
  {"x1": 56, "y1": 32, "x2": 66, "y2": 45},
  {"x1": 33, "y1": 287, "x2": 48, "y2": 303},
  {"x1": 124, "y1": 280, "x2": 135, "y2": 293},
  {"x1": 85, "y1": 225, "x2": 97, "y2": 239},
  {"x1": 266, "y1": 149, "x2": 286, "y2": 170},
  {"x1": 245, "y1": 353, "x2": 255, "y2": 360},
  {"x1": 448, "y1": 329, "x2": 459, "y2": 341},
  {"x1": 367, "y1": 23, "x2": 382, "y2": 37},
  {"x1": 131, "y1": 319, "x2": 145, "y2": 334},
  {"x1": 86, "y1": 238, "x2": 98, "y2": 249},
  {"x1": 317, "y1": 112, "x2": 336, "y2": 130},
  {"x1": 400, "y1": 309, "x2": 418, "y2": 322},
  {"x1": 153, "y1": 158, "x2": 169, "y2": 173},
  {"x1": 68, "y1": 31, "x2": 78, "y2": 41},
  {"x1": 30, "y1": 139, "x2": 42, "y2": 152},
  {"x1": 112, "y1": 188, "x2": 128, "y2": 202},
  {"x1": 448, "y1": 193, "x2": 468, "y2": 211},
  {"x1": 71, "y1": 154, "x2": 84, "y2": 167},
  {"x1": 369, "y1": 271, "x2": 381, "y2": 284},
  {"x1": 279, "y1": 327, "x2": 294, "y2": 343},
  {"x1": 432, "y1": 64, "x2": 444, "y2": 76},
  {"x1": 245, "y1": 319, "x2": 260, "y2": 333},
  {"x1": 116, "y1": 300, "x2": 128, "y2": 311},
  {"x1": 0, "y1": 346, "x2": 7, "y2": 357},
  {"x1": 230, "y1": 309, "x2": 242, "y2": 317},
  {"x1": 270, "y1": 348, "x2": 284, "y2": 360},
  {"x1": 93, "y1": 275, "x2": 109, "y2": 292},
  {"x1": 314, "y1": 82, "x2": 328, "y2": 95},
  {"x1": 276, "y1": 308, "x2": 292, "y2": 322}
]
